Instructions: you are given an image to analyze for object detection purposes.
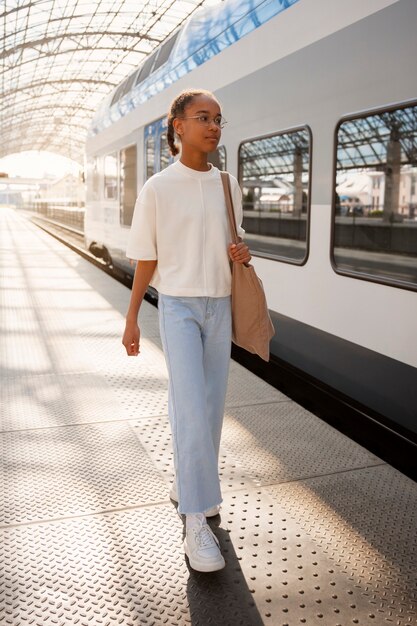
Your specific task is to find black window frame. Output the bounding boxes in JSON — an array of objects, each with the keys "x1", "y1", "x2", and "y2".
[
  {"x1": 330, "y1": 99, "x2": 417, "y2": 293},
  {"x1": 237, "y1": 125, "x2": 312, "y2": 266}
]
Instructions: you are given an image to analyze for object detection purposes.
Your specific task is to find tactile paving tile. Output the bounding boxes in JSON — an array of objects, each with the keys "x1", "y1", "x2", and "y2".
[
  {"x1": 101, "y1": 346, "x2": 170, "y2": 418},
  {"x1": 266, "y1": 465, "x2": 417, "y2": 623},
  {"x1": 221, "y1": 402, "x2": 383, "y2": 484},
  {"x1": 99, "y1": 344, "x2": 289, "y2": 425},
  {"x1": 131, "y1": 416, "x2": 260, "y2": 494},
  {"x1": 1, "y1": 372, "x2": 130, "y2": 431},
  {"x1": 77, "y1": 315, "x2": 287, "y2": 410},
  {"x1": 79, "y1": 321, "x2": 288, "y2": 421},
  {"x1": 226, "y1": 360, "x2": 289, "y2": 407},
  {"x1": 131, "y1": 402, "x2": 383, "y2": 499},
  {"x1": 220, "y1": 488, "x2": 383, "y2": 626},
  {"x1": 75, "y1": 318, "x2": 168, "y2": 381},
  {"x1": 1, "y1": 266, "x2": 129, "y2": 381},
  {"x1": 2, "y1": 487, "x2": 413, "y2": 626},
  {"x1": 0, "y1": 422, "x2": 168, "y2": 526},
  {"x1": 0, "y1": 505, "x2": 266, "y2": 626}
]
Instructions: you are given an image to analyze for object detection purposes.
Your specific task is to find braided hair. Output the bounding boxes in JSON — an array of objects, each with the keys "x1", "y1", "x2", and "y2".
[{"x1": 167, "y1": 89, "x2": 218, "y2": 156}]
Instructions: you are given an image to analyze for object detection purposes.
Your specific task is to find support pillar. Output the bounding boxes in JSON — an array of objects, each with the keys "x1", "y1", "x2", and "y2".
[
  {"x1": 293, "y1": 148, "x2": 303, "y2": 217},
  {"x1": 383, "y1": 130, "x2": 401, "y2": 222}
]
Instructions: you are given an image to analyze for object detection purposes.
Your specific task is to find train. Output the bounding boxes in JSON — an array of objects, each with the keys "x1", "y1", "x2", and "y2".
[{"x1": 84, "y1": 0, "x2": 417, "y2": 475}]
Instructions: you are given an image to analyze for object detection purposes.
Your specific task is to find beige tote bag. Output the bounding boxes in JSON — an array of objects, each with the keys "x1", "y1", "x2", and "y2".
[{"x1": 220, "y1": 172, "x2": 275, "y2": 362}]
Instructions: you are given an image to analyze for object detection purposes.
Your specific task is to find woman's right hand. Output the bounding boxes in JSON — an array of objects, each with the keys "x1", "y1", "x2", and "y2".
[
  {"x1": 122, "y1": 260, "x2": 157, "y2": 356},
  {"x1": 122, "y1": 319, "x2": 140, "y2": 356}
]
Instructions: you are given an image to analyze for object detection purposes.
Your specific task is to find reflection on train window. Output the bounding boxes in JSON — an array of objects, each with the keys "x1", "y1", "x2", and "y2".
[
  {"x1": 160, "y1": 134, "x2": 170, "y2": 171},
  {"x1": 120, "y1": 145, "x2": 137, "y2": 227},
  {"x1": 146, "y1": 136, "x2": 155, "y2": 180},
  {"x1": 333, "y1": 103, "x2": 417, "y2": 288},
  {"x1": 104, "y1": 153, "x2": 118, "y2": 200},
  {"x1": 238, "y1": 128, "x2": 310, "y2": 262},
  {"x1": 208, "y1": 145, "x2": 226, "y2": 171}
]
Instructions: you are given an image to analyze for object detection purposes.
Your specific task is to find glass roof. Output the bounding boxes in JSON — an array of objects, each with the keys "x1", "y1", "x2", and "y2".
[{"x1": 1, "y1": 0, "x2": 222, "y2": 164}]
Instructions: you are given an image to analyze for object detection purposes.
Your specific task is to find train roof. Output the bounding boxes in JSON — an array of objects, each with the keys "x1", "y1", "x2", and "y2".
[{"x1": 88, "y1": 0, "x2": 299, "y2": 137}]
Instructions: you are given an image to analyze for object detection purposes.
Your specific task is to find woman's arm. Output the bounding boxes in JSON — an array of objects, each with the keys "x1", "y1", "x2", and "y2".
[{"x1": 122, "y1": 260, "x2": 157, "y2": 356}]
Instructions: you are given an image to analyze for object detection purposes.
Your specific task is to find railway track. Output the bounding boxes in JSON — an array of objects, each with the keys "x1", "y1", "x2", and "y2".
[
  {"x1": 30, "y1": 215, "x2": 84, "y2": 247},
  {"x1": 28, "y1": 214, "x2": 133, "y2": 288}
]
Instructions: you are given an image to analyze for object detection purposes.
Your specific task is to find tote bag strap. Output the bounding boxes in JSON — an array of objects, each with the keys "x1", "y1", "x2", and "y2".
[{"x1": 220, "y1": 171, "x2": 240, "y2": 245}]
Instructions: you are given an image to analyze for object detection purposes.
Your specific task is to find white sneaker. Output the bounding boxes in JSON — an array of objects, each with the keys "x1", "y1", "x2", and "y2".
[
  {"x1": 184, "y1": 517, "x2": 225, "y2": 572},
  {"x1": 169, "y1": 483, "x2": 221, "y2": 518}
]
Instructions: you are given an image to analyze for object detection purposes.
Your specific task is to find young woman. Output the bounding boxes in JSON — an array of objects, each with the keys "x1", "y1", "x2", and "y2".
[{"x1": 122, "y1": 89, "x2": 250, "y2": 572}]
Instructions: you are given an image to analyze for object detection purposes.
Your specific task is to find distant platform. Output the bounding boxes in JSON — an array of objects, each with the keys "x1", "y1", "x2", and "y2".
[{"x1": 1, "y1": 207, "x2": 416, "y2": 625}]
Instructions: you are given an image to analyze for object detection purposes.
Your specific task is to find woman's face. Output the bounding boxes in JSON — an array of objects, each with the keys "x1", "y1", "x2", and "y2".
[{"x1": 174, "y1": 94, "x2": 222, "y2": 154}]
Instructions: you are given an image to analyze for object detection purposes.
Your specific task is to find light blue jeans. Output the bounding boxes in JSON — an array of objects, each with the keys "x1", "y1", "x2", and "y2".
[{"x1": 158, "y1": 294, "x2": 232, "y2": 515}]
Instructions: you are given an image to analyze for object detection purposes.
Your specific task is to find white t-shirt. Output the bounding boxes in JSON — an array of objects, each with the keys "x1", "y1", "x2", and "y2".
[{"x1": 126, "y1": 160, "x2": 245, "y2": 297}]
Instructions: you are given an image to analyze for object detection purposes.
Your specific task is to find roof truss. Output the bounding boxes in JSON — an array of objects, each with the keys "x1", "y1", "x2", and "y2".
[{"x1": 1, "y1": 0, "x2": 220, "y2": 164}]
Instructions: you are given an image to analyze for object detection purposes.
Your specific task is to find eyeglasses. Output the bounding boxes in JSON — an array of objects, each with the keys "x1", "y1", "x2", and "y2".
[{"x1": 179, "y1": 114, "x2": 227, "y2": 129}]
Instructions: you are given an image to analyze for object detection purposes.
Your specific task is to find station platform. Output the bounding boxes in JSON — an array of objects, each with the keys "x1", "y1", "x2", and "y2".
[{"x1": 1, "y1": 207, "x2": 416, "y2": 626}]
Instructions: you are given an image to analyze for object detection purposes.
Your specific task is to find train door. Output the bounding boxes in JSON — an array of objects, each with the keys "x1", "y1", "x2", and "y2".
[
  {"x1": 144, "y1": 118, "x2": 226, "y2": 177},
  {"x1": 144, "y1": 118, "x2": 172, "y2": 179}
]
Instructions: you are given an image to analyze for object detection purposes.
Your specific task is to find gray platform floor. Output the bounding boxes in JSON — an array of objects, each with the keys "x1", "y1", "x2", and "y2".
[{"x1": 1, "y1": 208, "x2": 416, "y2": 626}]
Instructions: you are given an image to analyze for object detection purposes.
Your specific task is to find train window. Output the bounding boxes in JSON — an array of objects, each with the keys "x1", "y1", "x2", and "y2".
[
  {"x1": 104, "y1": 153, "x2": 118, "y2": 200},
  {"x1": 332, "y1": 102, "x2": 417, "y2": 290},
  {"x1": 208, "y1": 146, "x2": 226, "y2": 171},
  {"x1": 110, "y1": 80, "x2": 127, "y2": 107},
  {"x1": 238, "y1": 128, "x2": 310, "y2": 263},
  {"x1": 145, "y1": 136, "x2": 155, "y2": 180},
  {"x1": 159, "y1": 134, "x2": 170, "y2": 171},
  {"x1": 120, "y1": 145, "x2": 137, "y2": 227},
  {"x1": 153, "y1": 31, "x2": 179, "y2": 71},
  {"x1": 120, "y1": 69, "x2": 140, "y2": 99},
  {"x1": 135, "y1": 52, "x2": 157, "y2": 87}
]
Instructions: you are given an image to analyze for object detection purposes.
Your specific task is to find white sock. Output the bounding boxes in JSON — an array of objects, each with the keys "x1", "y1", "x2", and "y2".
[{"x1": 186, "y1": 512, "x2": 206, "y2": 530}]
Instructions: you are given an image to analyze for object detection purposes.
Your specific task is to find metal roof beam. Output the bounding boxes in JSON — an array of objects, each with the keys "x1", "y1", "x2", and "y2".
[
  {"x1": 1, "y1": 32, "x2": 159, "y2": 59},
  {"x1": 1, "y1": 79, "x2": 116, "y2": 100}
]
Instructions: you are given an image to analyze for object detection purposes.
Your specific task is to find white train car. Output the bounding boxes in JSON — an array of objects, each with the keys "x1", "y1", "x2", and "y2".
[{"x1": 85, "y1": 0, "x2": 417, "y2": 475}]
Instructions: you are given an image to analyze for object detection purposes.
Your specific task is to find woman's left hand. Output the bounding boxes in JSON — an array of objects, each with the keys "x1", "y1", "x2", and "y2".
[{"x1": 228, "y1": 242, "x2": 251, "y2": 264}]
